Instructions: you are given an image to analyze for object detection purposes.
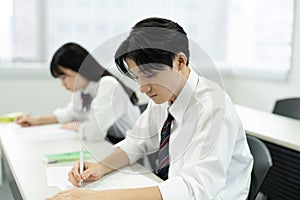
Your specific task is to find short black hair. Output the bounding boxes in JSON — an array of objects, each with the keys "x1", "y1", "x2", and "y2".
[{"x1": 115, "y1": 17, "x2": 190, "y2": 79}]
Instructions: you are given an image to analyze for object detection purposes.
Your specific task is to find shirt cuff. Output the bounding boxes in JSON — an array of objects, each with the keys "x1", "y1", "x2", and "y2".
[
  {"x1": 158, "y1": 176, "x2": 191, "y2": 200},
  {"x1": 78, "y1": 121, "x2": 107, "y2": 141},
  {"x1": 53, "y1": 108, "x2": 70, "y2": 123}
]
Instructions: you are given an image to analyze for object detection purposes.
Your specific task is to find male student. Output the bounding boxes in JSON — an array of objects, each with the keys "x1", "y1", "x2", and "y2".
[
  {"x1": 47, "y1": 17, "x2": 253, "y2": 200},
  {"x1": 15, "y1": 43, "x2": 140, "y2": 142}
]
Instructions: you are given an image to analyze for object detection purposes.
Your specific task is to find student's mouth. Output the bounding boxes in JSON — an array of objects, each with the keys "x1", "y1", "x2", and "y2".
[{"x1": 148, "y1": 94, "x2": 157, "y2": 99}]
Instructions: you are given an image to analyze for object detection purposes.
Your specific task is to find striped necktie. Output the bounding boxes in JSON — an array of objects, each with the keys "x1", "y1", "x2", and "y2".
[
  {"x1": 81, "y1": 92, "x2": 92, "y2": 112},
  {"x1": 157, "y1": 113, "x2": 174, "y2": 180}
]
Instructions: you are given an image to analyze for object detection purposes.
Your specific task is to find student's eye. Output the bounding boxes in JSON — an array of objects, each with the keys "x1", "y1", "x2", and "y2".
[
  {"x1": 127, "y1": 71, "x2": 139, "y2": 81},
  {"x1": 132, "y1": 75, "x2": 139, "y2": 81}
]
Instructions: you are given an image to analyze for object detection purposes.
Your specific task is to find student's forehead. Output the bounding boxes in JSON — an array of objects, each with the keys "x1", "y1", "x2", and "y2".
[
  {"x1": 124, "y1": 59, "x2": 139, "y2": 74},
  {"x1": 58, "y1": 66, "x2": 75, "y2": 74},
  {"x1": 58, "y1": 65, "x2": 68, "y2": 72},
  {"x1": 125, "y1": 58, "x2": 137, "y2": 69}
]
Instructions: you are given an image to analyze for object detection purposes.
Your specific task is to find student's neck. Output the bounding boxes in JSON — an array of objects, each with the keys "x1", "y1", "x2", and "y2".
[
  {"x1": 82, "y1": 80, "x2": 91, "y2": 91},
  {"x1": 168, "y1": 67, "x2": 190, "y2": 106}
]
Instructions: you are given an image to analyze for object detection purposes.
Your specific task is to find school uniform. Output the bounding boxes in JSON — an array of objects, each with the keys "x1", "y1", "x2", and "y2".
[
  {"x1": 117, "y1": 70, "x2": 253, "y2": 200},
  {"x1": 54, "y1": 76, "x2": 140, "y2": 141}
]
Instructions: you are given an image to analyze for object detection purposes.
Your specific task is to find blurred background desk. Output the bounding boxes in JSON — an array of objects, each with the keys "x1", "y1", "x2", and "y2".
[
  {"x1": 0, "y1": 124, "x2": 160, "y2": 200},
  {"x1": 236, "y1": 105, "x2": 300, "y2": 200}
]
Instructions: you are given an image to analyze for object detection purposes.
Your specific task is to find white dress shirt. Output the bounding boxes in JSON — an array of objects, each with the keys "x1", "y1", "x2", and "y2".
[
  {"x1": 117, "y1": 70, "x2": 253, "y2": 200},
  {"x1": 54, "y1": 76, "x2": 140, "y2": 141}
]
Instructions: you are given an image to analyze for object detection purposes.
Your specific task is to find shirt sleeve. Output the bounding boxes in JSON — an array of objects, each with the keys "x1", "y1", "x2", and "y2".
[
  {"x1": 53, "y1": 102, "x2": 74, "y2": 123},
  {"x1": 78, "y1": 76, "x2": 127, "y2": 141},
  {"x1": 53, "y1": 91, "x2": 85, "y2": 123},
  {"x1": 116, "y1": 101, "x2": 160, "y2": 164}
]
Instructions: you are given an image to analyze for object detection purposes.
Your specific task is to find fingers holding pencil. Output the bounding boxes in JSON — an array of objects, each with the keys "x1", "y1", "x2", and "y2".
[
  {"x1": 68, "y1": 160, "x2": 106, "y2": 187},
  {"x1": 15, "y1": 113, "x2": 37, "y2": 127}
]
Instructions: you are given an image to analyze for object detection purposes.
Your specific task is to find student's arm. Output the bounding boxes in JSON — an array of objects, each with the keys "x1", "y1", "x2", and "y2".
[
  {"x1": 46, "y1": 186, "x2": 162, "y2": 200},
  {"x1": 47, "y1": 147, "x2": 162, "y2": 200},
  {"x1": 54, "y1": 90, "x2": 88, "y2": 125},
  {"x1": 15, "y1": 114, "x2": 58, "y2": 127}
]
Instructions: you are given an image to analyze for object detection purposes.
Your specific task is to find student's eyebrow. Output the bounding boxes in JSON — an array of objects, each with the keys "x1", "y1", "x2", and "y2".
[
  {"x1": 128, "y1": 69, "x2": 135, "y2": 74},
  {"x1": 127, "y1": 70, "x2": 137, "y2": 78},
  {"x1": 128, "y1": 68, "x2": 140, "y2": 75}
]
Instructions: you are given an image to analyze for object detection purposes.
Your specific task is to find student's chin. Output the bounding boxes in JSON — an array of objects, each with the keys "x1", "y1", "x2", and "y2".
[{"x1": 151, "y1": 98, "x2": 167, "y2": 104}]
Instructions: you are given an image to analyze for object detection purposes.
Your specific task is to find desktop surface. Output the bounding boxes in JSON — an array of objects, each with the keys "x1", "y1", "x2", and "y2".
[
  {"x1": 0, "y1": 124, "x2": 160, "y2": 200},
  {"x1": 235, "y1": 104, "x2": 300, "y2": 152}
]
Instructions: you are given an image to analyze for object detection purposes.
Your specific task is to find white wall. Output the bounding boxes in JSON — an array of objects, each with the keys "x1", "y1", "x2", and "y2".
[
  {"x1": 1, "y1": 2, "x2": 300, "y2": 114},
  {"x1": 0, "y1": 76, "x2": 70, "y2": 116},
  {"x1": 222, "y1": 1, "x2": 300, "y2": 112},
  {"x1": 0, "y1": 72, "x2": 148, "y2": 116}
]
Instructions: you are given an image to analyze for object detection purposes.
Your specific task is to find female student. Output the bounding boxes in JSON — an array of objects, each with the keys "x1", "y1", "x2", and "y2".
[
  {"x1": 15, "y1": 42, "x2": 140, "y2": 142},
  {"x1": 47, "y1": 18, "x2": 253, "y2": 200}
]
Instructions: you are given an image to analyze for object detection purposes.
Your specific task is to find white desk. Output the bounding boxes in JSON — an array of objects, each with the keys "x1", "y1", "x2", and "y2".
[
  {"x1": 0, "y1": 124, "x2": 161, "y2": 200},
  {"x1": 235, "y1": 105, "x2": 300, "y2": 199},
  {"x1": 235, "y1": 104, "x2": 300, "y2": 152}
]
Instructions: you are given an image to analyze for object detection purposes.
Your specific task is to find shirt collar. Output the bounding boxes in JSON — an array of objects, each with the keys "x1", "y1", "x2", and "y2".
[
  {"x1": 81, "y1": 81, "x2": 98, "y2": 97},
  {"x1": 169, "y1": 69, "x2": 198, "y2": 123}
]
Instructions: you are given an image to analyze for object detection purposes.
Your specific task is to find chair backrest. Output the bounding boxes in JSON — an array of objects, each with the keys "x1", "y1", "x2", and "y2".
[
  {"x1": 273, "y1": 98, "x2": 300, "y2": 120},
  {"x1": 247, "y1": 135, "x2": 273, "y2": 200}
]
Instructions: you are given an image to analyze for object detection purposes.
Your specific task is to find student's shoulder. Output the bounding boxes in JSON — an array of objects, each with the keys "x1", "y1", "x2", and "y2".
[
  {"x1": 100, "y1": 75, "x2": 118, "y2": 83},
  {"x1": 96, "y1": 75, "x2": 123, "y2": 93},
  {"x1": 99, "y1": 75, "x2": 119, "y2": 85}
]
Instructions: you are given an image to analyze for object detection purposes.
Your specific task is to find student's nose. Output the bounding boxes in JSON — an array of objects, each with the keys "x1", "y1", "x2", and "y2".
[
  {"x1": 60, "y1": 79, "x2": 67, "y2": 88},
  {"x1": 139, "y1": 84, "x2": 151, "y2": 94}
]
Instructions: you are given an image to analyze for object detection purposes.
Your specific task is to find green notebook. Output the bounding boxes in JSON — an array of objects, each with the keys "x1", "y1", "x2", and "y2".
[
  {"x1": 42, "y1": 150, "x2": 92, "y2": 164},
  {"x1": 0, "y1": 112, "x2": 22, "y2": 123}
]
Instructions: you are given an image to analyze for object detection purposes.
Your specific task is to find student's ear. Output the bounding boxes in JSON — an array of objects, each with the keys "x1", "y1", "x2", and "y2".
[{"x1": 174, "y1": 52, "x2": 188, "y2": 70}]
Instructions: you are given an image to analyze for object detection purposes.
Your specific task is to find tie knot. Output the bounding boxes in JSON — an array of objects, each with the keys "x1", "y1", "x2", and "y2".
[
  {"x1": 166, "y1": 113, "x2": 174, "y2": 122},
  {"x1": 81, "y1": 92, "x2": 92, "y2": 111}
]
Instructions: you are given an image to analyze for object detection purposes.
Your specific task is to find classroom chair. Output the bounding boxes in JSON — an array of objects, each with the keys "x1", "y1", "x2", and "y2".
[
  {"x1": 247, "y1": 135, "x2": 273, "y2": 200},
  {"x1": 273, "y1": 98, "x2": 300, "y2": 120},
  {"x1": 106, "y1": 104, "x2": 148, "y2": 144}
]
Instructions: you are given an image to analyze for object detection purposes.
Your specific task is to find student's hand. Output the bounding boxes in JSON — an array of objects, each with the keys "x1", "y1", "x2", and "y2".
[
  {"x1": 45, "y1": 187, "x2": 102, "y2": 200},
  {"x1": 68, "y1": 160, "x2": 106, "y2": 187},
  {"x1": 61, "y1": 122, "x2": 78, "y2": 131},
  {"x1": 14, "y1": 115, "x2": 38, "y2": 127}
]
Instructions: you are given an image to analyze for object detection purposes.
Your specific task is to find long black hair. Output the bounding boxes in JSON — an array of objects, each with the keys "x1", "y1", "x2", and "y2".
[{"x1": 50, "y1": 42, "x2": 138, "y2": 105}]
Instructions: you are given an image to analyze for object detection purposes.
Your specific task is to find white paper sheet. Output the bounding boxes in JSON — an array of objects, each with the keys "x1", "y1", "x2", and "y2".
[
  {"x1": 46, "y1": 166, "x2": 73, "y2": 188},
  {"x1": 46, "y1": 166, "x2": 159, "y2": 191},
  {"x1": 16, "y1": 124, "x2": 77, "y2": 141}
]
